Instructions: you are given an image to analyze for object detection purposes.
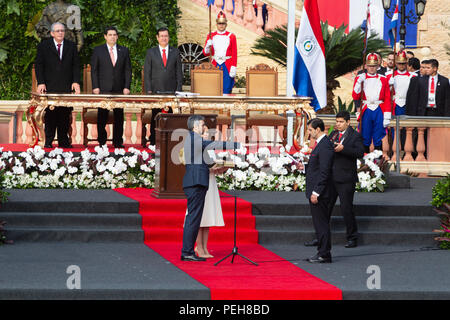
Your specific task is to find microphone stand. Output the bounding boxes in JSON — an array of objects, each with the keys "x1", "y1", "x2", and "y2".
[{"x1": 215, "y1": 115, "x2": 258, "y2": 266}]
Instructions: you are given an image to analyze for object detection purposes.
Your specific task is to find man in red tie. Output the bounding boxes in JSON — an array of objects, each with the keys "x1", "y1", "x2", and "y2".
[
  {"x1": 91, "y1": 26, "x2": 132, "y2": 148},
  {"x1": 35, "y1": 22, "x2": 80, "y2": 149},
  {"x1": 407, "y1": 59, "x2": 450, "y2": 117},
  {"x1": 143, "y1": 27, "x2": 183, "y2": 146}
]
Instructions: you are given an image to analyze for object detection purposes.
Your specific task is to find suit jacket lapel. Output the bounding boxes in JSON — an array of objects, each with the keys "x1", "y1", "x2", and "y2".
[
  {"x1": 61, "y1": 41, "x2": 69, "y2": 61},
  {"x1": 48, "y1": 40, "x2": 59, "y2": 60}
]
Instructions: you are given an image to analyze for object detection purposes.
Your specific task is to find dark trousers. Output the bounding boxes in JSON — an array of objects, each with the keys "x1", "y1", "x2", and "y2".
[
  {"x1": 182, "y1": 185, "x2": 208, "y2": 256},
  {"x1": 97, "y1": 108, "x2": 124, "y2": 146},
  {"x1": 329, "y1": 182, "x2": 358, "y2": 242},
  {"x1": 44, "y1": 106, "x2": 71, "y2": 147},
  {"x1": 147, "y1": 107, "x2": 173, "y2": 146},
  {"x1": 310, "y1": 196, "x2": 332, "y2": 258}
]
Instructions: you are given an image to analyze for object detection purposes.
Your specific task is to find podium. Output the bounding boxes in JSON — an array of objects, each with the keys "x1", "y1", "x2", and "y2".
[{"x1": 152, "y1": 113, "x2": 218, "y2": 199}]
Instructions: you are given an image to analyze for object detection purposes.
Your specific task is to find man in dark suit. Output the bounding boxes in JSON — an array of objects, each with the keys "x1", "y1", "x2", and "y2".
[
  {"x1": 35, "y1": 22, "x2": 80, "y2": 148},
  {"x1": 305, "y1": 112, "x2": 364, "y2": 249},
  {"x1": 328, "y1": 111, "x2": 364, "y2": 248},
  {"x1": 181, "y1": 115, "x2": 239, "y2": 261},
  {"x1": 143, "y1": 27, "x2": 183, "y2": 146},
  {"x1": 297, "y1": 118, "x2": 335, "y2": 263},
  {"x1": 91, "y1": 26, "x2": 132, "y2": 148},
  {"x1": 406, "y1": 59, "x2": 450, "y2": 117}
]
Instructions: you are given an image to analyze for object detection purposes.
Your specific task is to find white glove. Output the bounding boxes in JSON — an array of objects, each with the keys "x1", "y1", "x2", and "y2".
[
  {"x1": 383, "y1": 112, "x2": 391, "y2": 128},
  {"x1": 357, "y1": 73, "x2": 366, "y2": 83},
  {"x1": 229, "y1": 66, "x2": 237, "y2": 78},
  {"x1": 388, "y1": 77, "x2": 394, "y2": 86},
  {"x1": 204, "y1": 39, "x2": 213, "y2": 54}
]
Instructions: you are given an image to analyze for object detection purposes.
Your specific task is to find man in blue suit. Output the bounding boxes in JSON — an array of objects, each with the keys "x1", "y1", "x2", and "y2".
[{"x1": 181, "y1": 115, "x2": 240, "y2": 261}]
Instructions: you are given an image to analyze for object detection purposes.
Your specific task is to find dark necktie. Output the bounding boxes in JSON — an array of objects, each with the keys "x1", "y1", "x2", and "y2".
[
  {"x1": 57, "y1": 43, "x2": 61, "y2": 60},
  {"x1": 162, "y1": 49, "x2": 167, "y2": 67}
]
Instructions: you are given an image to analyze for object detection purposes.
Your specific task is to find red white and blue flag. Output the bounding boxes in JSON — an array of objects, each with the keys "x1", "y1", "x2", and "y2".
[
  {"x1": 293, "y1": 0, "x2": 327, "y2": 111},
  {"x1": 388, "y1": 0, "x2": 399, "y2": 48},
  {"x1": 316, "y1": 0, "x2": 417, "y2": 47}
]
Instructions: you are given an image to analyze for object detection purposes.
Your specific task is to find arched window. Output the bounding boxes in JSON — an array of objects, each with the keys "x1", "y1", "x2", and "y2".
[{"x1": 178, "y1": 43, "x2": 209, "y2": 86}]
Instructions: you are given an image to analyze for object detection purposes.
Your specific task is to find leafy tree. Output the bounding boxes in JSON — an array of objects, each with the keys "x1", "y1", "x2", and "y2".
[{"x1": 251, "y1": 22, "x2": 390, "y2": 112}]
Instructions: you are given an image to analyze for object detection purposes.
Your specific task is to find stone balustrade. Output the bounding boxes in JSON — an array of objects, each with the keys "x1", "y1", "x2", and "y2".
[{"x1": 190, "y1": 0, "x2": 291, "y2": 33}]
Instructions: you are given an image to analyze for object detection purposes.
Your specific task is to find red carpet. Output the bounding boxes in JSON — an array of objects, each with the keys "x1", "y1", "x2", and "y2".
[{"x1": 115, "y1": 188, "x2": 342, "y2": 300}]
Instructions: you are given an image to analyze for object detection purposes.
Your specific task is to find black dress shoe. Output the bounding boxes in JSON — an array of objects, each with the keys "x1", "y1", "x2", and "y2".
[
  {"x1": 59, "y1": 144, "x2": 73, "y2": 149},
  {"x1": 44, "y1": 144, "x2": 53, "y2": 148},
  {"x1": 305, "y1": 254, "x2": 332, "y2": 263},
  {"x1": 345, "y1": 240, "x2": 358, "y2": 248},
  {"x1": 304, "y1": 239, "x2": 319, "y2": 247},
  {"x1": 114, "y1": 144, "x2": 125, "y2": 149},
  {"x1": 181, "y1": 255, "x2": 206, "y2": 262}
]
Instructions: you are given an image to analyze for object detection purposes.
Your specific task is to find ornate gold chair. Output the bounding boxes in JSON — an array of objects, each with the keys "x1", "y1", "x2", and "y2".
[{"x1": 245, "y1": 64, "x2": 287, "y2": 146}]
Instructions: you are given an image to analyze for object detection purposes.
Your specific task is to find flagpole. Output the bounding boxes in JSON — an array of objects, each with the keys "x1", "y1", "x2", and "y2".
[
  {"x1": 208, "y1": 4, "x2": 212, "y2": 63},
  {"x1": 286, "y1": 0, "x2": 296, "y2": 146}
]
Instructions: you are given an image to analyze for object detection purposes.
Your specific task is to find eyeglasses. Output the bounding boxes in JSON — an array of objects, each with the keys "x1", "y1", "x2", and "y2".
[{"x1": 53, "y1": 30, "x2": 65, "y2": 33}]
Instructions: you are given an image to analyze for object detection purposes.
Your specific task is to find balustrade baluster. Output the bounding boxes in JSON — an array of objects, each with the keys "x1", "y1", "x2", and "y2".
[
  {"x1": 416, "y1": 128, "x2": 426, "y2": 161},
  {"x1": 382, "y1": 135, "x2": 389, "y2": 159},
  {"x1": 403, "y1": 127, "x2": 414, "y2": 161},
  {"x1": 71, "y1": 111, "x2": 78, "y2": 145},
  {"x1": 245, "y1": 0, "x2": 257, "y2": 32},
  {"x1": 235, "y1": 0, "x2": 244, "y2": 24},
  {"x1": 124, "y1": 113, "x2": 133, "y2": 144},
  {"x1": 136, "y1": 112, "x2": 142, "y2": 145},
  {"x1": 256, "y1": 1, "x2": 264, "y2": 35},
  {"x1": 16, "y1": 111, "x2": 23, "y2": 144}
]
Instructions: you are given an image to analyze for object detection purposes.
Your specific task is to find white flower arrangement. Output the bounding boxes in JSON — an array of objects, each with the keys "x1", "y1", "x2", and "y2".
[
  {"x1": 0, "y1": 146, "x2": 155, "y2": 189},
  {"x1": 0, "y1": 146, "x2": 386, "y2": 192}
]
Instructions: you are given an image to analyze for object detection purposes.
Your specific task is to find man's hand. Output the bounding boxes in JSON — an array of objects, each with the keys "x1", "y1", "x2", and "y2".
[
  {"x1": 295, "y1": 162, "x2": 304, "y2": 171},
  {"x1": 310, "y1": 194, "x2": 319, "y2": 204},
  {"x1": 37, "y1": 84, "x2": 47, "y2": 94},
  {"x1": 72, "y1": 83, "x2": 81, "y2": 94},
  {"x1": 93, "y1": 88, "x2": 100, "y2": 94},
  {"x1": 334, "y1": 143, "x2": 344, "y2": 152},
  {"x1": 123, "y1": 88, "x2": 130, "y2": 95}
]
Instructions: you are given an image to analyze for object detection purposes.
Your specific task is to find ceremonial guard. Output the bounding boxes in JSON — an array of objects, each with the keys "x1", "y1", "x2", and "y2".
[
  {"x1": 203, "y1": 11, "x2": 238, "y2": 94},
  {"x1": 352, "y1": 53, "x2": 391, "y2": 153},
  {"x1": 386, "y1": 51, "x2": 416, "y2": 116}
]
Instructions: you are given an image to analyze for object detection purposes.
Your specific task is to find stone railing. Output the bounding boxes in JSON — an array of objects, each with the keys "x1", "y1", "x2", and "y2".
[
  {"x1": 190, "y1": 0, "x2": 296, "y2": 35},
  {"x1": 319, "y1": 115, "x2": 450, "y2": 176},
  {"x1": 0, "y1": 101, "x2": 144, "y2": 145}
]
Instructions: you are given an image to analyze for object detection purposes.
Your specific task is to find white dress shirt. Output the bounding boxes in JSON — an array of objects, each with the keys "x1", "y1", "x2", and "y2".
[{"x1": 159, "y1": 45, "x2": 169, "y2": 60}]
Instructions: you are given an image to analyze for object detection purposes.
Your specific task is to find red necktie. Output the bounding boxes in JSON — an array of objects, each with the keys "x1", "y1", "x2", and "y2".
[
  {"x1": 57, "y1": 43, "x2": 61, "y2": 60},
  {"x1": 312, "y1": 141, "x2": 317, "y2": 150},
  {"x1": 339, "y1": 132, "x2": 343, "y2": 142},
  {"x1": 162, "y1": 49, "x2": 167, "y2": 67},
  {"x1": 430, "y1": 77, "x2": 435, "y2": 107}
]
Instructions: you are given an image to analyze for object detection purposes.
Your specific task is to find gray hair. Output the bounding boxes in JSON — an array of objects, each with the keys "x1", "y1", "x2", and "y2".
[
  {"x1": 51, "y1": 22, "x2": 65, "y2": 32},
  {"x1": 187, "y1": 115, "x2": 205, "y2": 131}
]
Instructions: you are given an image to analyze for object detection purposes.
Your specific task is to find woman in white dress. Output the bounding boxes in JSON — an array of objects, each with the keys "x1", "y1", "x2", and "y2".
[{"x1": 182, "y1": 126, "x2": 226, "y2": 258}]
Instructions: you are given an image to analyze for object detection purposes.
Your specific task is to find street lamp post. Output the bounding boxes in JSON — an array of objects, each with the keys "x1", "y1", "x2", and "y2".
[{"x1": 382, "y1": 0, "x2": 427, "y2": 49}]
